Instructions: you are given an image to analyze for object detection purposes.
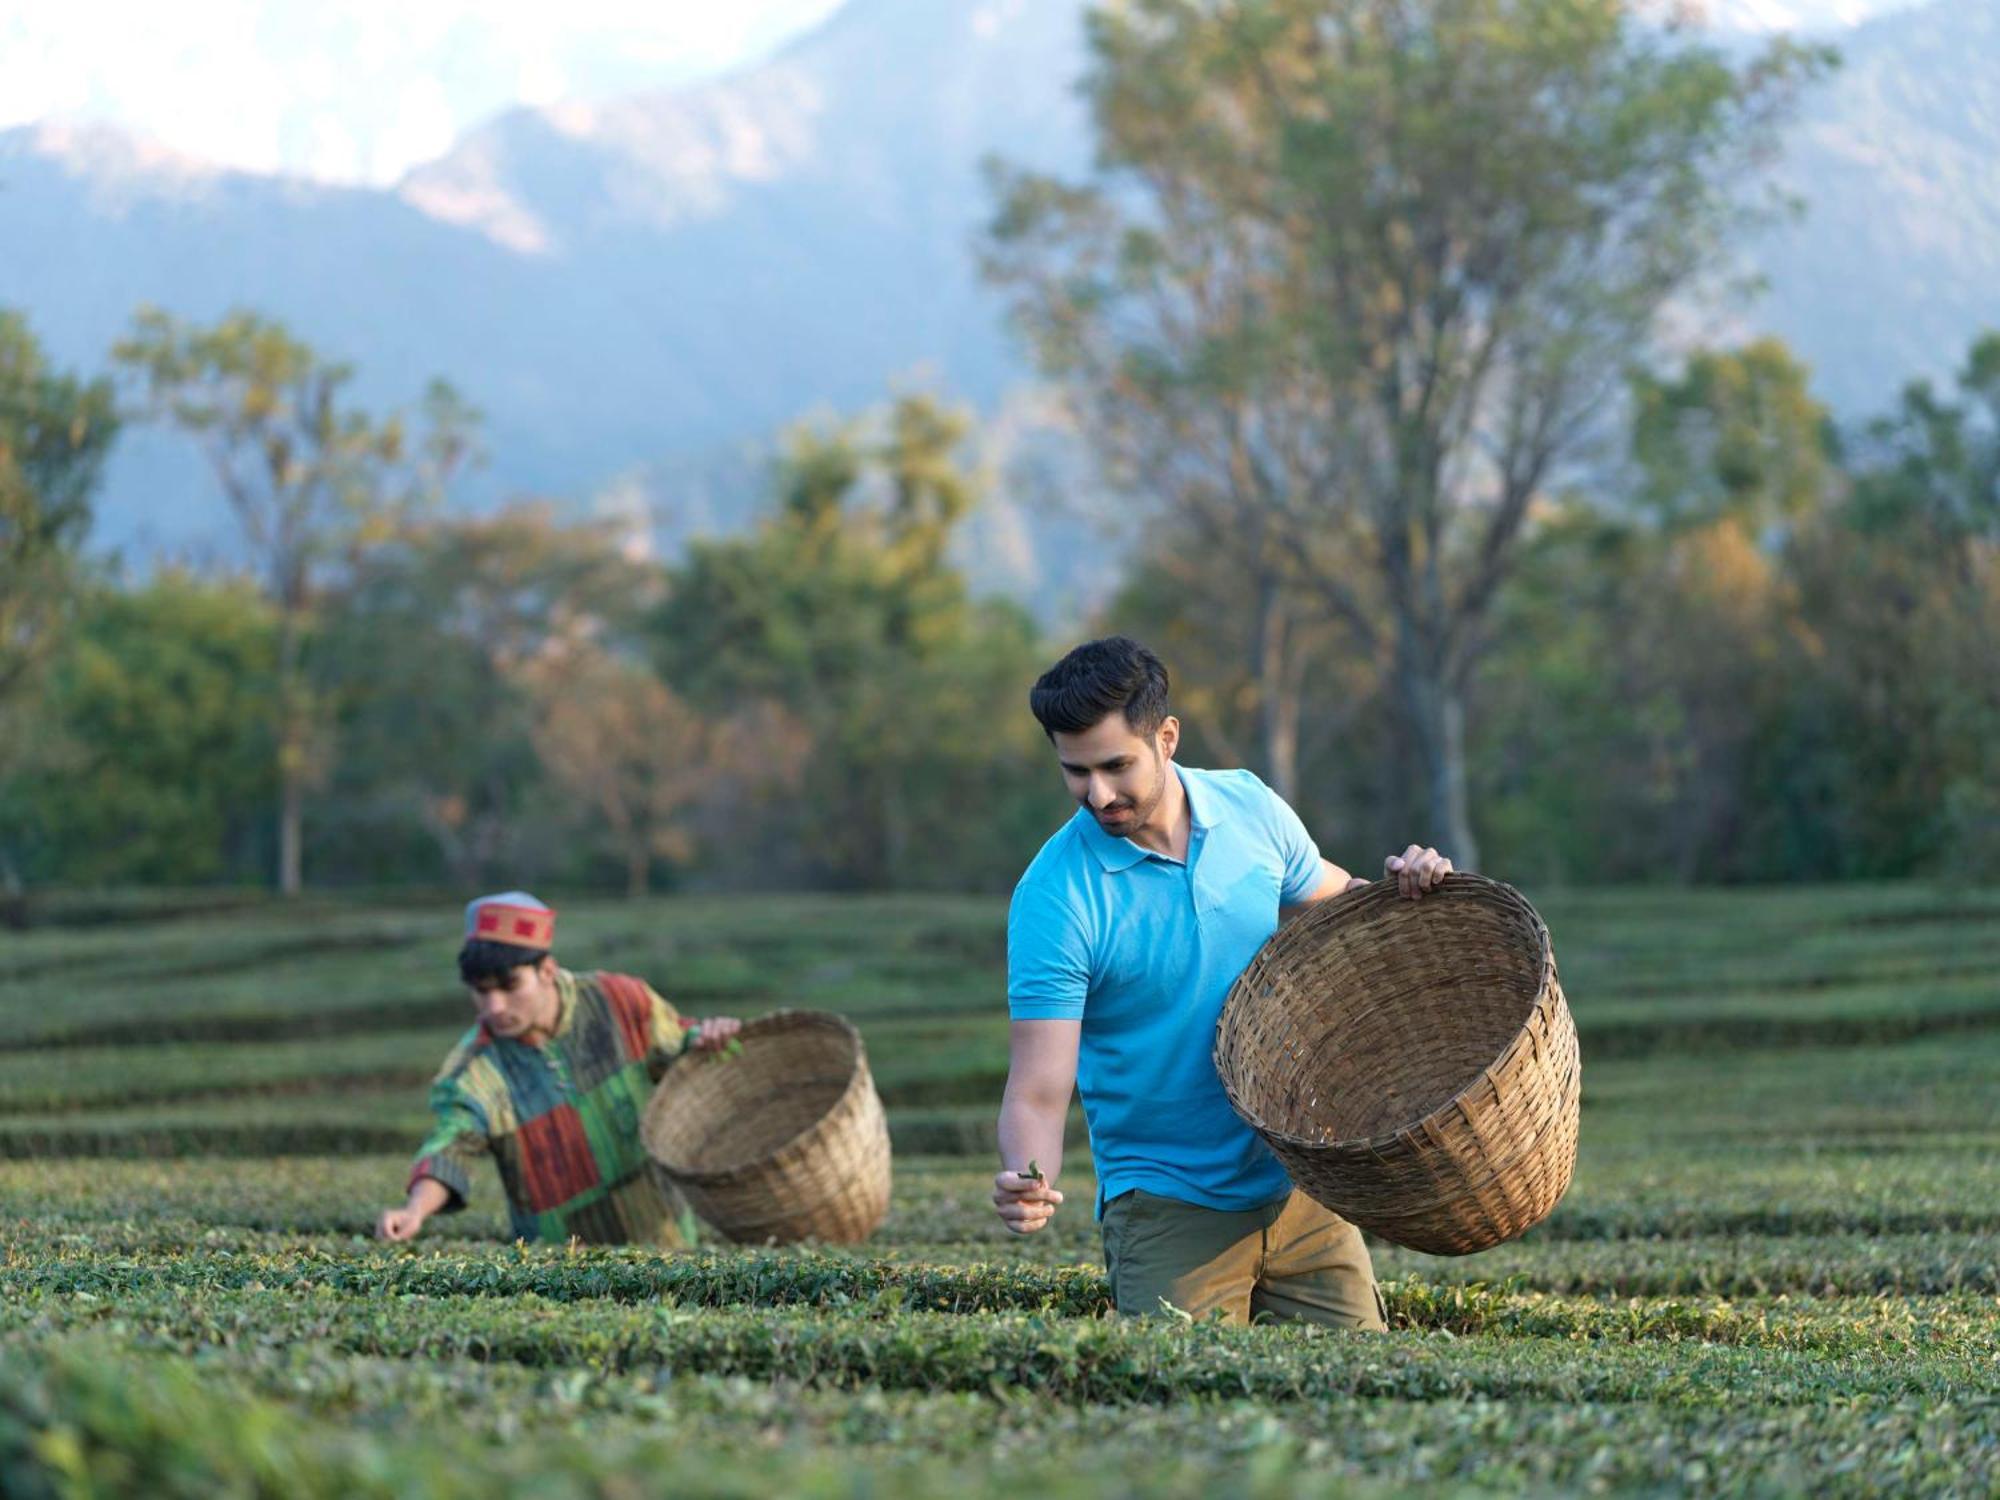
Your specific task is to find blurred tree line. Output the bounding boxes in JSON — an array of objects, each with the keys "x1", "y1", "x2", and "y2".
[
  {"x1": 1, "y1": 0, "x2": 1993, "y2": 899},
  {"x1": 4, "y1": 302, "x2": 1991, "y2": 897},
  {"x1": 0, "y1": 330, "x2": 1054, "y2": 898},
  {"x1": 1117, "y1": 334, "x2": 2000, "y2": 883}
]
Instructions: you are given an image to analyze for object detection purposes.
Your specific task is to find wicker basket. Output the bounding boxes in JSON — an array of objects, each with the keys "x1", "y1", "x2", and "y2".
[
  {"x1": 640, "y1": 1009, "x2": 891, "y2": 1245},
  {"x1": 1213, "y1": 874, "x2": 1579, "y2": 1256}
]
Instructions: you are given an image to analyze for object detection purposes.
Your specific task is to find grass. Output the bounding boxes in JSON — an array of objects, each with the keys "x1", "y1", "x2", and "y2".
[{"x1": 2, "y1": 881, "x2": 1997, "y2": 1496}]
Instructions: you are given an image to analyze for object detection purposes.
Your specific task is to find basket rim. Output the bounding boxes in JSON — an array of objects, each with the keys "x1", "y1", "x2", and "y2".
[
  {"x1": 643, "y1": 1006, "x2": 869, "y2": 1182},
  {"x1": 1214, "y1": 872, "x2": 1564, "y2": 1157}
]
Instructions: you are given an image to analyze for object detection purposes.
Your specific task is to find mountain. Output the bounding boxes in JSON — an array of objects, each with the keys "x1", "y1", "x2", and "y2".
[
  {"x1": 1752, "y1": 0, "x2": 2000, "y2": 410},
  {"x1": 0, "y1": 0, "x2": 1096, "y2": 602},
  {"x1": 1700, "y1": 0, "x2": 1925, "y2": 31},
  {"x1": 2, "y1": 0, "x2": 1996, "y2": 604}
]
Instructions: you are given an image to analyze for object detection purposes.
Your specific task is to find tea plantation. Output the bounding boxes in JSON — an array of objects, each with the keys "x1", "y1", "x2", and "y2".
[{"x1": 2, "y1": 883, "x2": 1997, "y2": 1496}]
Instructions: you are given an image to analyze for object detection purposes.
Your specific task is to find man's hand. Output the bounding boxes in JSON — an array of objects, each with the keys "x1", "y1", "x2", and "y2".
[
  {"x1": 376, "y1": 1206, "x2": 427, "y2": 1242},
  {"x1": 992, "y1": 1167, "x2": 1065, "y2": 1234},
  {"x1": 687, "y1": 1016, "x2": 744, "y2": 1052},
  {"x1": 1386, "y1": 844, "x2": 1453, "y2": 899},
  {"x1": 378, "y1": 1176, "x2": 451, "y2": 1241}
]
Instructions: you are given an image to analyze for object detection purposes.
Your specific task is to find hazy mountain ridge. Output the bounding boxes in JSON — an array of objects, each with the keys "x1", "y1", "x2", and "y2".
[
  {"x1": 1755, "y1": 0, "x2": 2000, "y2": 409},
  {"x1": 1, "y1": 0, "x2": 1994, "y2": 604}
]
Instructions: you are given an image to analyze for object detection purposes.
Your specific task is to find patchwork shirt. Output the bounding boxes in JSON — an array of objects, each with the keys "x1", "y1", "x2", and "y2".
[{"x1": 409, "y1": 968, "x2": 692, "y2": 1245}]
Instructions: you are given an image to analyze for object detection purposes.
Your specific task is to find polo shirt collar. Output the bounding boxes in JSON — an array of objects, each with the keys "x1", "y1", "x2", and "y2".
[
  {"x1": 1183, "y1": 766, "x2": 1227, "y2": 832},
  {"x1": 1079, "y1": 764, "x2": 1228, "y2": 872}
]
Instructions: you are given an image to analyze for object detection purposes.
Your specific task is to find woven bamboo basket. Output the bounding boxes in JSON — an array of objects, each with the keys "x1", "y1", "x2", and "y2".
[
  {"x1": 640, "y1": 1009, "x2": 891, "y2": 1245},
  {"x1": 1213, "y1": 873, "x2": 1579, "y2": 1256}
]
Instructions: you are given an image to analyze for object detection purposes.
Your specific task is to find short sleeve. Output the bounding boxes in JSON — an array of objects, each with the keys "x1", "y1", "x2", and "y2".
[
  {"x1": 1007, "y1": 881, "x2": 1092, "y2": 1020},
  {"x1": 1268, "y1": 784, "x2": 1325, "y2": 905}
]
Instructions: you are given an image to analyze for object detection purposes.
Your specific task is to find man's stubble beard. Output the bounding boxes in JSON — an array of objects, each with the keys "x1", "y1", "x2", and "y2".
[{"x1": 1096, "y1": 743, "x2": 1169, "y2": 831}]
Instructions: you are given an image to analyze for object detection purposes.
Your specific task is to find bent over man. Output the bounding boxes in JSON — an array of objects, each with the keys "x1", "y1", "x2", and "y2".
[
  {"x1": 993, "y1": 638, "x2": 1452, "y2": 1328},
  {"x1": 376, "y1": 892, "x2": 741, "y2": 1245}
]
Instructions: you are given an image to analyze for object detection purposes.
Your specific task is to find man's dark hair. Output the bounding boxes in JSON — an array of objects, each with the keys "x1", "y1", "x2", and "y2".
[
  {"x1": 1029, "y1": 636, "x2": 1172, "y2": 738},
  {"x1": 458, "y1": 939, "x2": 550, "y2": 986}
]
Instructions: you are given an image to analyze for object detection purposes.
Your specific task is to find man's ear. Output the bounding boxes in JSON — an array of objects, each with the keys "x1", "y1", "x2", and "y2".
[
  {"x1": 538, "y1": 955, "x2": 558, "y2": 982},
  {"x1": 1158, "y1": 716, "x2": 1181, "y2": 761}
]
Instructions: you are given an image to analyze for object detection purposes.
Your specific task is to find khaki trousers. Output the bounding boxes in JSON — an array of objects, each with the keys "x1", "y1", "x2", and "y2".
[{"x1": 1100, "y1": 1188, "x2": 1387, "y2": 1330}]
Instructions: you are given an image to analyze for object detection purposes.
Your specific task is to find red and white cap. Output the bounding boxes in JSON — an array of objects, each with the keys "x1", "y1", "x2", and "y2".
[{"x1": 463, "y1": 891, "x2": 556, "y2": 950}]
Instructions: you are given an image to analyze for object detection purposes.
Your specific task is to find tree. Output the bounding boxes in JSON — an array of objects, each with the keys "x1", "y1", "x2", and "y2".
[
  {"x1": 314, "y1": 505, "x2": 659, "y2": 888},
  {"x1": 0, "y1": 574, "x2": 277, "y2": 887},
  {"x1": 524, "y1": 646, "x2": 804, "y2": 898},
  {"x1": 114, "y1": 308, "x2": 478, "y2": 895},
  {"x1": 0, "y1": 310, "x2": 119, "y2": 916},
  {"x1": 1632, "y1": 339, "x2": 1839, "y2": 534},
  {"x1": 1106, "y1": 538, "x2": 1352, "y2": 805},
  {"x1": 987, "y1": 0, "x2": 1828, "y2": 864},
  {"x1": 1849, "y1": 333, "x2": 2000, "y2": 562},
  {"x1": 1806, "y1": 331, "x2": 2000, "y2": 875},
  {"x1": 0, "y1": 311, "x2": 119, "y2": 700},
  {"x1": 652, "y1": 393, "x2": 1050, "y2": 888},
  {"x1": 1605, "y1": 341, "x2": 1834, "y2": 878}
]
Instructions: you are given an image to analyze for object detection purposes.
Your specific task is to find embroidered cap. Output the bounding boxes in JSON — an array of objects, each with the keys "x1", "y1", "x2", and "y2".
[{"x1": 464, "y1": 891, "x2": 556, "y2": 951}]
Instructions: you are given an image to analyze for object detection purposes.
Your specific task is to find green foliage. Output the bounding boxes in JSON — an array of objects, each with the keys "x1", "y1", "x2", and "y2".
[
  {"x1": 0, "y1": 887, "x2": 1995, "y2": 1493},
  {"x1": 1632, "y1": 339, "x2": 1839, "y2": 532},
  {"x1": 1473, "y1": 327, "x2": 2000, "y2": 884},
  {"x1": 2, "y1": 575, "x2": 277, "y2": 886},
  {"x1": 987, "y1": 0, "x2": 1833, "y2": 862},
  {"x1": 651, "y1": 394, "x2": 1054, "y2": 889},
  {"x1": 0, "y1": 309, "x2": 119, "y2": 699},
  {"x1": 312, "y1": 505, "x2": 655, "y2": 888},
  {"x1": 111, "y1": 307, "x2": 480, "y2": 895},
  {"x1": 7, "y1": 1339, "x2": 1995, "y2": 1500},
  {"x1": 0, "y1": 310, "x2": 120, "y2": 908}
]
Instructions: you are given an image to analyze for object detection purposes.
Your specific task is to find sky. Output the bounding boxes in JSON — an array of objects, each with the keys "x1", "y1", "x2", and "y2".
[
  {"x1": 0, "y1": 0, "x2": 849, "y2": 185},
  {"x1": 0, "y1": 0, "x2": 1931, "y2": 186}
]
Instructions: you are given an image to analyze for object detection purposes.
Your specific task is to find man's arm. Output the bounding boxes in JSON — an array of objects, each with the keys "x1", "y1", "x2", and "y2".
[
  {"x1": 377, "y1": 1176, "x2": 451, "y2": 1242},
  {"x1": 992, "y1": 1018, "x2": 1079, "y2": 1234},
  {"x1": 1283, "y1": 856, "x2": 1364, "y2": 915},
  {"x1": 1283, "y1": 845, "x2": 1456, "y2": 917},
  {"x1": 640, "y1": 982, "x2": 745, "y2": 1078},
  {"x1": 378, "y1": 1078, "x2": 489, "y2": 1242}
]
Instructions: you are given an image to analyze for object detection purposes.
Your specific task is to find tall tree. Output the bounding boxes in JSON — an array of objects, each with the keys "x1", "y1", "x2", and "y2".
[
  {"x1": 0, "y1": 310, "x2": 119, "y2": 917},
  {"x1": 982, "y1": 55, "x2": 1337, "y2": 800},
  {"x1": 1631, "y1": 339, "x2": 1838, "y2": 534},
  {"x1": 114, "y1": 308, "x2": 478, "y2": 895},
  {"x1": 524, "y1": 645, "x2": 805, "y2": 898},
  {"x1": 316, "y1": 505, "x2": 657, "y2": 888},
  {"x1": 1624, "y1": 340, "x2": 1838, "y2": 879},
  {"x1": 3, "y1": 574, "x2": 278, "y2": 887},
  {"x1": 653, "y1": 394, "x2": 1048, "y2": 888},
  {"x1": 1816, "y1": 332, "x2": 2000, "y2": 873},
  {"x1": 987, "y1": 0, "x2": 1827, "y2": 863},
  {"x1": 1849, "y1": 332, "x2": 2000, "y2": 563},
  {"x1": 0, "y1": 312, "x2": 119, "y2": 720}
]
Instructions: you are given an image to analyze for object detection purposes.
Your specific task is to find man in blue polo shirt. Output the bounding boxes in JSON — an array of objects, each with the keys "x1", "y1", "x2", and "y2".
[{"x1": 993, "y1": 637, "x2": 1452, "y2": 1328}]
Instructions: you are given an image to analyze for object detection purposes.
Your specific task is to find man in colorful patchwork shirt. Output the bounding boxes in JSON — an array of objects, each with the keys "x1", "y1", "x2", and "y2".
[{"x1": 375, "y1": 892, "x2": 742, "y2": 1245}]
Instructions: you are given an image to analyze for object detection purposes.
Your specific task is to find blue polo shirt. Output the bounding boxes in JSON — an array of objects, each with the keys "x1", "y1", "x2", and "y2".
[{"x1": 1007, "y1": 765, "x2": 1324, "y2": 1214}]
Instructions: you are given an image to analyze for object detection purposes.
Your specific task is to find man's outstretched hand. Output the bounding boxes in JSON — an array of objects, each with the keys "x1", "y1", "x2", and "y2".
[
  {"x1": 375, "y1": 1206, "x2": 427, "y2": 1242},
  {"x1": 377, "y1": 1176, "x2": 450, "y2": 1242}
]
